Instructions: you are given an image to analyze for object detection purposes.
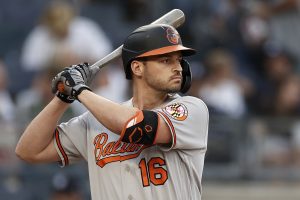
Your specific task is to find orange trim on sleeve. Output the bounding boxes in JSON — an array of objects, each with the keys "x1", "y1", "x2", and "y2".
[
  {"x1": 54, "y1": 129, "x2": 69, "y2": 166},
  {"x1": 157, "y1": 111, "x2": 176, "y2": 148}
]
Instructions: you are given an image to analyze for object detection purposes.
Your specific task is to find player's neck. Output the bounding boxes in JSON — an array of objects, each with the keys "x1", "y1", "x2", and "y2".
[{"x1": 132, "y1": 84, "x2": 168, "y2": 110}]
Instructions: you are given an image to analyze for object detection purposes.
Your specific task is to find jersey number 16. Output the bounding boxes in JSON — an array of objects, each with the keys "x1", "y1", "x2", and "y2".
[{"x1": 138, "y1": 157, "x2": 168, "y2": 187}]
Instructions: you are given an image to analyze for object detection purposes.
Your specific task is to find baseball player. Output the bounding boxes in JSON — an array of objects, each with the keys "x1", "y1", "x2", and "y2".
[{"x1": 16, "y1": 24, "x2": 209, "y2": 200}]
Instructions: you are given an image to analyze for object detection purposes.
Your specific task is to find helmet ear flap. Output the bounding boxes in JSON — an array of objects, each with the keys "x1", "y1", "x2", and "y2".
[{"x1": 180, "y1": 59, "x2": 192, "y2": 93}]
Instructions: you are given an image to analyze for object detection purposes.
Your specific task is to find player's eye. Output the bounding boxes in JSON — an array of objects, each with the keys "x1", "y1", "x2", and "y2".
[{"x1": 159, "y1": 58, "x2": 170, "y2": 64}]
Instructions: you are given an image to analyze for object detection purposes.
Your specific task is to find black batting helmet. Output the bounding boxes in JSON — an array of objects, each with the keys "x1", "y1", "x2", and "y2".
[{"x1": 122, "y1": 24, "x2": 196, "y2": 93}]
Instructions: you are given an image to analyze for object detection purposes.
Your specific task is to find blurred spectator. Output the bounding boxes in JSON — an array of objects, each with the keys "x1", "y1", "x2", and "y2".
[
  {"x1": 0, "y1": 59, "x2": 15, "y2": 122},
  {"x1": 291, "y1": 121, "x2": 300, "y2": 165},
  {"x1": 15, "y1": 67, "x2": 76, "y2": 127},
  {"x1": 250, "y1": 118, "x2": 294, "y2": 167},
  {"x1": 268, "y1": 0, "x2": 300, "y2": 69},
  {"x1": 0, "y1": 59, "x2": 18, "y2": 171},
  {"x1": 241, "y1": 1, "x2": 271, "y2": 48},
  {"x1": 264, "y1": 50, "x2": 294, "y2": 83},
  {"x1": 192, "y1": 0, "x2": 245, "y2": 59},
  {"x1": 0, "y1": 173, "x2": 32, "y2": 200},
  {"x1": 50, "y1": 172, "x2": 83, "y2": 200},
  {"x1": 92, "y1": 62, "x2": 130, "y2": 103},
  {"x1": 197, "y1": 48, "x2": 254, "y2": 118},
  {"x1": 273, "y1": 74, "x2": 300, "y2": 116},
  {"x1": 253, "y1": 50, "x2": 297, "y2": 114},
  {"x1": 21, "y1": 0, "x2": 112, "y2": 71},
  {"x1": 121, "y1": 0, "x2": 152, "y2": 23},
  {"x1": 239, "y1": 1, "x2": 271, "y2": 78}
]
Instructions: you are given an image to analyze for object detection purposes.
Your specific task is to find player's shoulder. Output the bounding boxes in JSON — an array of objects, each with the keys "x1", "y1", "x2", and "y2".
[
  {"x1": 169, "y1": 94, "x2": 207, "y2": 108},
  {"x1": 159, "y1": 94, "x2": 208, "y2": 123},
  {"x1": 164, "y1": 94, "x2": 209, "y2": 116},
  {"x1": 178, "y1": 95, "x2": 204, "y2": 102}
]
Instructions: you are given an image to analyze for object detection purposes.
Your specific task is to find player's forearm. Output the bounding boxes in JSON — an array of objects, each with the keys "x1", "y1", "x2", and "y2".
[
  {"x1": 78, "y1": 90, "x2": 138, "y2": 134},
  {"x1": 15, "y1": 97, "x2": 69, "y2": 162}
]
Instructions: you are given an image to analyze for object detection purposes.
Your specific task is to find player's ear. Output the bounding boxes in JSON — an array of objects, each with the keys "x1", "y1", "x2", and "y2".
[{"x1": 131, "y1": 60, "x2": 144, "y2": 78}]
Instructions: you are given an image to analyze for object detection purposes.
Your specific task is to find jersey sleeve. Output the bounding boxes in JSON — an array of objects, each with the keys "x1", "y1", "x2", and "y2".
[
  {"x1": 156, "y1": 96, "x2": 209, "y2": 151},
  {"x1": 54, "y1": 112, "x2": 89, "y2": 167}
]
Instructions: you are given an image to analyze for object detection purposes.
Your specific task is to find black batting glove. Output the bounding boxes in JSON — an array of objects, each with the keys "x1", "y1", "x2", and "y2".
[
  {"x1": 52, "y1": 68, "x2": 91, "y2": 101},
  {"x1": 52, "y1": 63, "x2": 95, "y2": 103},
  {"x1": 56, "y1": 92, "x2": 75, "y2": 103},
  {"x1": 52, "y1": 68, "x2": 75, "y2": 103}
]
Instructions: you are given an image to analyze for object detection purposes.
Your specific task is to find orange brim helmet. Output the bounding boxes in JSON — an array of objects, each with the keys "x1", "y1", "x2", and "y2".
[{"x1": 122, "y1": 24, "x2": 196, "y2": 79}]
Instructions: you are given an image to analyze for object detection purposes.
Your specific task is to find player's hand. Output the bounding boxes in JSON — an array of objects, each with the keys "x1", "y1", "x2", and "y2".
[
  {"x1": 69, "y1": 63, "x2": 95, "y2": 86},
  {"x1": 52, "y1": 68, "x2": 75, "y2": 103},
  {"x1": 52, "y1": 68, "x2": 91, "y2": 101}
]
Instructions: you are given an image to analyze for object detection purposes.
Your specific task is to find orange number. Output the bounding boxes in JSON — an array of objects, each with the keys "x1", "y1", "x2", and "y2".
[
  {"x1": 138, "y1": 157, "x2": 168, "y2": 187},
  {"x1": 139, "y1": 158, "x2": 150, "y2": 187}
]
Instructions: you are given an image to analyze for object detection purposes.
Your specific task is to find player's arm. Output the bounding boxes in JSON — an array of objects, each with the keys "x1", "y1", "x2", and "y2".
[
  {"x1": 15, "y1": 67, "x2": 79, "y2": 163},
  {"x1": 78, "y1": 90, "x2": 172, "y2": 145},
  {"x1": 52, "y1": 65, "x2": 172, "y2": 145},
  {"x1": 15, "y1": 96, "x2": 68, "y2": 163}
]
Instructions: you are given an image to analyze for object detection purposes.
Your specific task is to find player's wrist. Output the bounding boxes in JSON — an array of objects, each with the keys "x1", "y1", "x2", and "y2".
[
  {"x1": 75, "y1": 86, "x2": 92, "y2": 102},
  {"x1": 53, "y1": 95, "x2": 72, "y2": 106},
  {"x1": 56, "y1": 91, "x2": 75, "y2": 103}
]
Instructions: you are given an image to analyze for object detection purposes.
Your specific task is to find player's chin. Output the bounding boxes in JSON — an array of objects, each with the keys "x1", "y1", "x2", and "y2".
[{"x1": 167, "y1": 83, "x2": 181, "y2": 93}]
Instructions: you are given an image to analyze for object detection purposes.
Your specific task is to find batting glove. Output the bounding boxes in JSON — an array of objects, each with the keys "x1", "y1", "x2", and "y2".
[
  {"x1": 52, "y1": 68, "x2": 91, "y2": 101},
  {"x1": 70, "y1": 63, "x2": 95, "y2": 86},
  {"x1": 56, "y1": 91, "x2": 75, "y2": 103},
  {"x1": 52, "y1": 68, "x2": 74, "y2": 103}
]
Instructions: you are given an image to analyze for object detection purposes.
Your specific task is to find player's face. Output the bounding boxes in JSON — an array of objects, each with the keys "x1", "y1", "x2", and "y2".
[{"x1": 142, "y1": 52, "x2": 183, "y2": 93}]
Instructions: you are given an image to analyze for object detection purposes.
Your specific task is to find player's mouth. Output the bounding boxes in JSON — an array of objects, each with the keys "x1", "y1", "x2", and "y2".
[{"x1": 170, "y1": 75, "x2": 182, "y2": 81}]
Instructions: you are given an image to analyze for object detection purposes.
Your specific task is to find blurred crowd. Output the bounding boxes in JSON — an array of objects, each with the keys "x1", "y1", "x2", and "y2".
[{"x1": 1, "y1": 0, "x2": 300, "y2": 199}]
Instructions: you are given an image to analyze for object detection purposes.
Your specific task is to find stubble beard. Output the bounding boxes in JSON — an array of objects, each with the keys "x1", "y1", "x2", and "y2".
[{"x1": 145, "y1": 76, "x2": 181, "y2": 93}]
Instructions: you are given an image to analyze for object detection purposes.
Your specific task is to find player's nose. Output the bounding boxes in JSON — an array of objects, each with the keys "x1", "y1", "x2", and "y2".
[{"x1": 173, "y1": 61, "x2": 182, "y2": 73}]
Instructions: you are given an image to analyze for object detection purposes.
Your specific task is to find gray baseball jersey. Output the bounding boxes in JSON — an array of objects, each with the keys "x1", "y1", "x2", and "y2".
[{"x1": 54, "y1": 94, "x2": 209, "y2": 200}]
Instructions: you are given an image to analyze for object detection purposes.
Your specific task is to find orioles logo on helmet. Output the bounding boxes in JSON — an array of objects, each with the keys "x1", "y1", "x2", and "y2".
[{"x1": 166, "y1": 27, "x2": 180, "y2": 45}]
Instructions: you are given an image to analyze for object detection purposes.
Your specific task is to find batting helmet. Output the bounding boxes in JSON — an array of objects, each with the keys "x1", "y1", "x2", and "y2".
[{"x1": 122, "y1": 24, "x2": 196, "y2": 93}]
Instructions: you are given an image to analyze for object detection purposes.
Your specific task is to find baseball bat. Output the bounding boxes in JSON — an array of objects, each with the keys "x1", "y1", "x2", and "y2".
[
  {"x1": 57, "y1": 9, "x2": 185, "y2": 93},
  {"x1": 89, "y1": 9, "x2": 185, "y2": 75}
]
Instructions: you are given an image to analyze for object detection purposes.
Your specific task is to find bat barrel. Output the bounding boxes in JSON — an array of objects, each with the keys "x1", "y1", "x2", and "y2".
[
  {"x1": 89, "y1": 9, "x2": 185, "y2": 74},
  {"x1": 89, "y1": 46, "x2": 123, "y2": 74},
  {"x1": 151, "y1": 9, "x2": 185, "y2": 28}
]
